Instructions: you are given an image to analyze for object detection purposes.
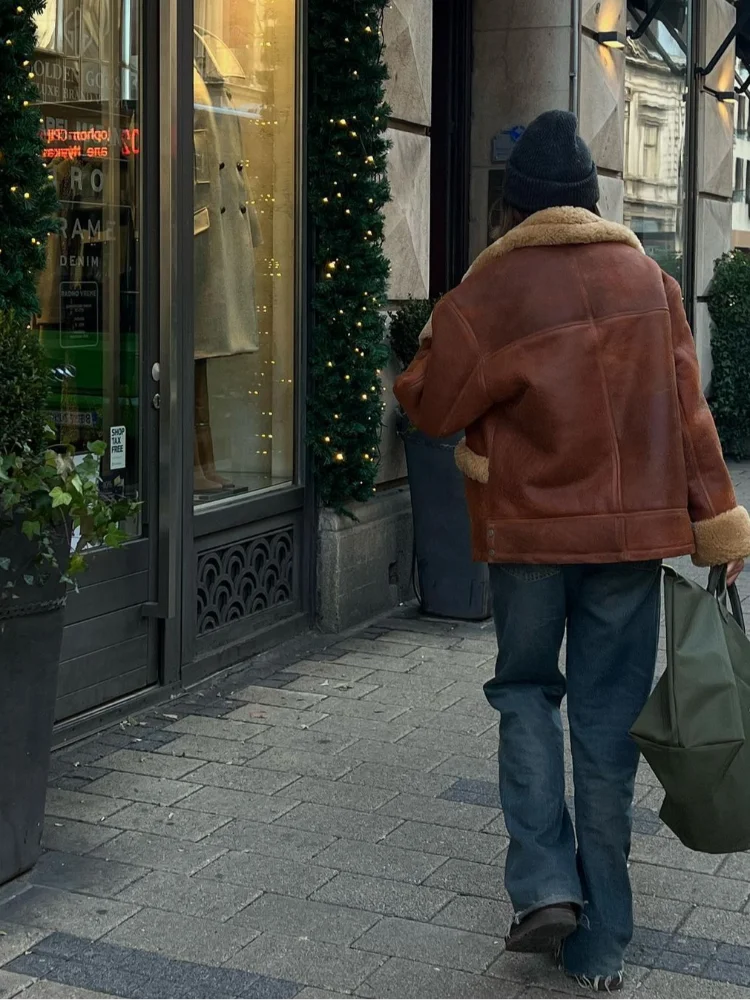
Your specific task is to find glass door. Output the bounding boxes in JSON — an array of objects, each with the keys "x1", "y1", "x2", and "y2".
[
  {"x1": 186, "y1": 0, "x2": 309, "y2": 668},
  {"x1": 33, "y1": 0, "x2": 160, "y2": 722}
]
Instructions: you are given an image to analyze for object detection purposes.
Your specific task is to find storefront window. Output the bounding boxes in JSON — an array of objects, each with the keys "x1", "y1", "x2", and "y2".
[
  {"x1": 33, "y1": 0, "x2": 142, "y2": 510},
  {"x1": 624, "y1": 2, "x2": 688, "y2": 286},
  {"x1": 192, "y1": 0, "x2": 296, "y2": 504}
]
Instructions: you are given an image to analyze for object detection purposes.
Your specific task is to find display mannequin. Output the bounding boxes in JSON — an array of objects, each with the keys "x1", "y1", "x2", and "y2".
[{"x1": 193, "y1": 34, "x2": 263, "y2": 494}]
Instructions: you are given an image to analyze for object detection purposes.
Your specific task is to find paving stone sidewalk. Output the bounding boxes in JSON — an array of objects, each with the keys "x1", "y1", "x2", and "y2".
[{"x1": 2, "y1": 468, "x2": 750, "y2": 1000}]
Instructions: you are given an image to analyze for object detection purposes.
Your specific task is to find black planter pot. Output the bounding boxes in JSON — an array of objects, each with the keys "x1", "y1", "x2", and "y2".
[
  {"x1": 401, "y1": 426, "x2": 491, "y2": 621},
  {"x1": 0, "y1": 527, "x2": 66, "y2": 886}
]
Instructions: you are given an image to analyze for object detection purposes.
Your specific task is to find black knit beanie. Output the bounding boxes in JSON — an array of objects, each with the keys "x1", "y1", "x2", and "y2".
[{"x1": 503, "y1": 111, "x2": 599, "y2": 213}]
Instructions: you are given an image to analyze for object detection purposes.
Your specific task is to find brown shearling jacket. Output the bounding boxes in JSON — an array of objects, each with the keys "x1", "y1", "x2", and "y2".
[{"x1": 394, "y1": 207, "x2": 750, "y2": 567}]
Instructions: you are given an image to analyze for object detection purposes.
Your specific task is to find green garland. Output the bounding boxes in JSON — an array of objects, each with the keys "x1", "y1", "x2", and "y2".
[
  {"x1": 307, "y1": 0, "x2": 391, "y2": 512},
  {"x1": 0, "y1": 1, "x2": 59, "y2": 317}
]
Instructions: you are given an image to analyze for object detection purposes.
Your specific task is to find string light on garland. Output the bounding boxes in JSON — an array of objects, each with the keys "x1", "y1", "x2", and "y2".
[
  {"x1": 0, "y1": 0, "x2": 60, "y2": 316},
  {"x1": 307, "y1": 0, "x2": 391, "y2": 513}
]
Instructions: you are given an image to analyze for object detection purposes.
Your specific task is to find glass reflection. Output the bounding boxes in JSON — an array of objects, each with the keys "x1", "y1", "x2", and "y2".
[
  {"x1": 733, "y1": 60, "x2": 750, "y2": 250},
  {"x1": 625, "y1": 1, "x2": 688, "y2": 286},
  {"x1": 33, "y1": 0, "x2": 142, "y2": 512},
  {"x1": 192, "y1": 0, "x2": 297, "y2": 505}
]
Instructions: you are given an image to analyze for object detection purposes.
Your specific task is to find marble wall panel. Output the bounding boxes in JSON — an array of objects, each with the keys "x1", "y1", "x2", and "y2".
[
  {"x1": 384, "y1": 128, "x2": 431, "y2": 301},
  {"x1": 384, "y1": 0, "x2": 432, "y2": 126},
  {"x1": 695, "y1": 195, "x2": 733, "y2": 296},
  {"x1": 598, "y1": 173, "x2": 625, "y2": 221},
  {"x1": 579, "y1": 33, "x2": 625, "y2": 173}
]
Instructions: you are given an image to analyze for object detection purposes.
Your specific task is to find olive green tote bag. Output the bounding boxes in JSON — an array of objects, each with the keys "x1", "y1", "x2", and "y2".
[{"x1": 630, "y1": 565, "x2": 750, "y2": 854}]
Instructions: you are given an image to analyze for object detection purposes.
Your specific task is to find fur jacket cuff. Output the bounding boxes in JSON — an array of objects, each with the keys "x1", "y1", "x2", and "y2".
[{"x1": 692, "y1": 506, "x2": 750, "y2": 567}]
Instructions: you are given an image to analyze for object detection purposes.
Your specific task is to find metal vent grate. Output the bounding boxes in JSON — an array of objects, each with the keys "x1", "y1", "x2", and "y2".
[{"x1": 196, "y1": 527, "x2": 294, "y2": 635}]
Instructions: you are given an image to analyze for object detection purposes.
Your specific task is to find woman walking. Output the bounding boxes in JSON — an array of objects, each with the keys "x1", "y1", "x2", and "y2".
[{"x1": 394, "y1": 110, "x2": 750, "y2": 991}]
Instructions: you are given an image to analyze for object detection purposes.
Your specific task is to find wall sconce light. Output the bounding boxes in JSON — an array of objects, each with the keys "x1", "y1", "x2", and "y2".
[
  {"x1": 594, "y1": 31, "x2": 627, "y2": 49},
  {"x1": 704, "y1": 86, "x2": 737, "y2": 104}
]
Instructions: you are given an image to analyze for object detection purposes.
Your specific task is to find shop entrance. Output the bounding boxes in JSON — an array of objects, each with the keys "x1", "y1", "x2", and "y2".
[
  {"x1": 34, "y1": 0, "x2": 311, "y2": 731},
  {"x1": 33, "y1": 0, "x2": 161, "y2": 725}
]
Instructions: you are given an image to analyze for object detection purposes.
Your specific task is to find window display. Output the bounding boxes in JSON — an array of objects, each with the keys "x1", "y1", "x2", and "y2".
[
  {"x1": 193, "y1": 0, "x2": 297, "y2": 503},
  {"x1": 33, "y1": 0, "x2": 142, "y2": 509}
]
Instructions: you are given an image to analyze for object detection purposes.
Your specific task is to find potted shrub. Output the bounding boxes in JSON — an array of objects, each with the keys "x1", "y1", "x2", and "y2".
[
  {"x1": 708, "y1": 249, "x2": 750, "y2": 459},
  {"x1": 0, "y1": 312, "x2": 139, "y2": 886},
  {"x1": 390, "y1": 300, "x2": 490, "y2": 620}
]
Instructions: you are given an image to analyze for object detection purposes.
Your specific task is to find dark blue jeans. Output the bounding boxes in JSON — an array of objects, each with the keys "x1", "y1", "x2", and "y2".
[{"x1": 485, "y1": 562, "x2": 661, "y2": 977}]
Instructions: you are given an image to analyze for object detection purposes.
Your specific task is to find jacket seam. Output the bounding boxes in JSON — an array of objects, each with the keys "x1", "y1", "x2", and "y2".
[
  {"x1": 439, "y1": 298, "x2": 489, "y2": 431},
  {"x1": 485, "y1": 508, "x2": 689, "y2": 524},
  {"x1": 473, "y1": 305, "x2": 670, "y2": 367},
  {"x1": 479, "y1": 545, "x2": 696, "y2": 562},
  {"x1": 572, "y1": 256, "x2": 624, "y2": 535},
  {"x1": 485, "y1": 419, "x2": 497, "y2": 484}
]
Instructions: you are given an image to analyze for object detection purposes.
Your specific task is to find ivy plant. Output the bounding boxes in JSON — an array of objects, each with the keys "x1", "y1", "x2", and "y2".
[
  {"x1": 0, "y1": 437, "x2": 139, "y2": 596},
  {"x1": 0, "y1": 311, "x2": 139, "y2": 600}
]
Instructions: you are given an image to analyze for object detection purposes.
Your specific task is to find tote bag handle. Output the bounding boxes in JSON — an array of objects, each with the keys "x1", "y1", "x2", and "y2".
[{"x1": 707, "y1": 565, "x2": 746, "y2": 633}]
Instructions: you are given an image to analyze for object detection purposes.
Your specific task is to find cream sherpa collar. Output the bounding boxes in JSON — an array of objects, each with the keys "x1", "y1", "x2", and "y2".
[
  {"x1": 419, "y1": 208, "x2": 644, "y2": 343},
  {"x1": 466, "y1": 206, "x2": 644, "y2": 278}
]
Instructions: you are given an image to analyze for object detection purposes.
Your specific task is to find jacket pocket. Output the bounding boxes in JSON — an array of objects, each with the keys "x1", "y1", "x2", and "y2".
[
  {"x1": 194, "y1": 206, "x2": 210, "y2": 236},
  {"x1": 455, "y1": 437, "x2": 489, "y2": 484}
]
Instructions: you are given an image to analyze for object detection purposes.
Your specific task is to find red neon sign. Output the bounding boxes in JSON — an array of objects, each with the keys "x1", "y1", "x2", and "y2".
[{"x1": 40, "y1": 126, "x2": 141, "y2": 161}]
